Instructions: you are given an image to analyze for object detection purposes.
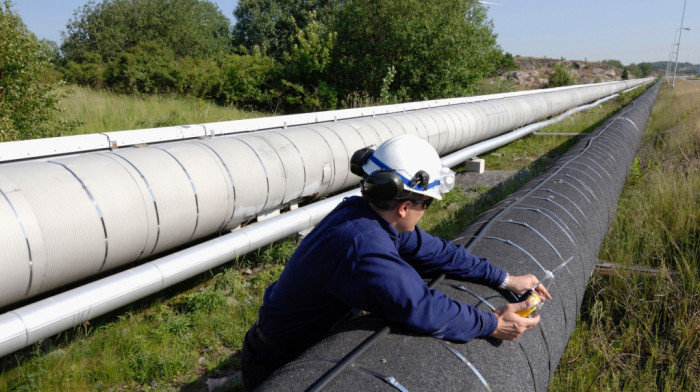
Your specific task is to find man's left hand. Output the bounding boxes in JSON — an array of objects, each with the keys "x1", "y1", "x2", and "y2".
[{"x1": 505, "y1": 274, "x2": 552, "y2": 300}]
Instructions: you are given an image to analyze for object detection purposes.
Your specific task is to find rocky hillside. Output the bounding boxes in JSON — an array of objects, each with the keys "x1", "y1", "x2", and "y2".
[{"x1": 504, "y1": 56, "x2": 627, "y2": 89}]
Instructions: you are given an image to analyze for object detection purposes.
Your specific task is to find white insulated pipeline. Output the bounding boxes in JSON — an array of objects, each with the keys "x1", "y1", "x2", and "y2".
[
  {"x1": 0, "y1": 81, "x2": 636, "y2": 164},
  {"x1": 0, "y1": 79, "x2": 652, "y2": 358},
  {"x1": 0, "y1": 79, "x2": 651, "y2": 310},
  {"x1": 0, "y1": 189, "x2": 360, "y2": 358}
]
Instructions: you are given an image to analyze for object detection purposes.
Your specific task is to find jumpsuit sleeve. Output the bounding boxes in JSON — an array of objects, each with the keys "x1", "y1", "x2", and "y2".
[
  {"x1": 327, "y1": 231, "x2": 498, "y2": 342},
  {"x1": 397, "y1": 226, "x2": 506, "y2": 287}
]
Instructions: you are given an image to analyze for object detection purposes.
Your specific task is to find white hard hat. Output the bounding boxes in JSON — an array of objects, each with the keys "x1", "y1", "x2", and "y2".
[{"x1": 359, "y1": 135, "x2": 455, "y2": 200}]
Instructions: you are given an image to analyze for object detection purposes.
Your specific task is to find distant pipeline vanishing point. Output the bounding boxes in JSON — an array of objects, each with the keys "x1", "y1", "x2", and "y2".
[{"x1": 258, "y1": 82, "x2": 660, "y2": 391}]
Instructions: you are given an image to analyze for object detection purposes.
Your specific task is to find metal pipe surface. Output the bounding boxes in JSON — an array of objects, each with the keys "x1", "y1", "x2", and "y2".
[{"x1": 257, "y1": 82, "x2": 660, "y2": 391}]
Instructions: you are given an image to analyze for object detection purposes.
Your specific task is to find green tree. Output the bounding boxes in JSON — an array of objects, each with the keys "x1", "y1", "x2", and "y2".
[
  {"x1": 639, "y1": 62, "x2": 653, "y2": 77},
  {"x1": 279, "y1": 13, "x2": 338, "y2": 111},
  {"x1": 232, "y1": 0, "x2": 339, "y2": 60},
  {"x1": 622, "y1": 67, "x2": 629, "y2": 80},
  {"x1": 0, "y1": 1, "x2": 63, "y2": 141},
  {"x1": 602, "y1": 59, "x2": 624, "y2": 69},
  {"x1": 626, "y1": 63, "x2": 642, "y2": 78},
  {"x1": 104, "y1": 41, "x2": 178, "y2": 94},
  {"x1": 219, "y1": 52, "x2": 279, "y2": 110},
  {"x1": 62, "y1": 0, "x2": 231, "y2": 63},
  {"x1": 328, "y1": 0, "x2": 511, "y2": 102}
]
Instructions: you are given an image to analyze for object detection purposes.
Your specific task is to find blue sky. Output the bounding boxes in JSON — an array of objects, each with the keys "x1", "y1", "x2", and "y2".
[{"x1": 11, "y1": 0, "x2": 700, "y2": 65}]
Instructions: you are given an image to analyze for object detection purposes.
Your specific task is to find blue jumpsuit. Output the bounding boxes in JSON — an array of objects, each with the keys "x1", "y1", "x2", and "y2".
[
  {"x1": 242, "y1": 196, "x2": 507, "y2": 389},
  {"x1": 260, "y1": 196, "x2": 505, "y2": 345}
]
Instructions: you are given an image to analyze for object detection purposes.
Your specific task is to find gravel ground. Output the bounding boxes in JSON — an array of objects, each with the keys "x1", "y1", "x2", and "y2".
[{"x1": 454, "y1": 169, "x2": 531, "y2": 197}]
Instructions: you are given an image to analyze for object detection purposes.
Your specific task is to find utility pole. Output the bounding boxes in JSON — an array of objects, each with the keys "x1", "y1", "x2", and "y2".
[
  {"x1": 667, "y1": 28, "x2": 690, "y2": 86},
  {"x1": 672, "y1": 0, "x2": 688, "y2": 89}
]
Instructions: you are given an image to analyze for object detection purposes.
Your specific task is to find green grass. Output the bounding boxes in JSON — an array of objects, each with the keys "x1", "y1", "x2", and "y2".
[
  {"x1": 49, "y1": 86, "x2": 263, "y2": 135},
  {"x1": 4, "y1": 82, "x2": 691, "y2": 392}
]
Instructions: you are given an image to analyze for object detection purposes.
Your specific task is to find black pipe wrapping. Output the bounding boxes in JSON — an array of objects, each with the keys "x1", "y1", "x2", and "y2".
[{"x1": 257, "y1": 83, "x2": 660, "y2": 392}]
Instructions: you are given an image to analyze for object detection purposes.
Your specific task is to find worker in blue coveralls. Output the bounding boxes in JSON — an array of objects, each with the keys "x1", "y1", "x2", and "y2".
[{"x1": 240, "y1": 135, "x2": 551, "y2": 391}]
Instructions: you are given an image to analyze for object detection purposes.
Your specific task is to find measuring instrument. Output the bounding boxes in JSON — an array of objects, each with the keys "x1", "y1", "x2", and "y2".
[{"x1": 516, "y1": 256, "x2": 574, "y2": 317}]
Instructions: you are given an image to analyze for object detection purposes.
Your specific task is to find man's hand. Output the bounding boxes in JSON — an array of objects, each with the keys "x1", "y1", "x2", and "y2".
[
  {"x1": 490, "y1": 301, "x2": 540, "y2": 341},
  {"x1": 505, "y1": 274, "x2": 552, "y2": 300}
]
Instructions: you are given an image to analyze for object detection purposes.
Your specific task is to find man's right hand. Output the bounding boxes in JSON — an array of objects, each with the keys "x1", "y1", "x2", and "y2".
[{"x1": 490, "y1": 301, "x2": 540, "y2": 341}]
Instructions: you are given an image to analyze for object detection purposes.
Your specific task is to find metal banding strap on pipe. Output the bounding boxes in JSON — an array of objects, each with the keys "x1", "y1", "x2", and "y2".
[
  {"x1": 47, "y1": 160, "x2": 110, "y2": 271},
  {"x1": 274, "y1": 131, "x2": 309, "y2": 197},
  {"x1": 256, "y1": 136, "x2": 290, "y2": 208},
  {"x1": 193, "y1": 141, "x2": 238, "y2": 231},
  {"x1": 514, "y1": 206, "x2": 576, "y2": 247},
  {"x1": 439, "y1": 340, "x2": 492, "y2": 392},
  {"x1": 291, "y1": 359, "x2": 412, "y2": 392},
  {"x1": 235, "y1": 139, "x2": 272, "y2": 212},
  {"x1": 501, "y1": 220, "x2": 566, "y2": 262},
  {"x1": 152, "y1": 147, "x2": 200, "y2": 242},
  {"x1": 107, "y1": 152, "x2": 162, "y2": 257},
  {"x1": 483, "y1": 237, "x2": 549, "y2": 274},
  {"x1": 0, "y1": 187, "x2": 33, "y2": 296},
  {"x1": 453, "y1": 284, "x2": 496, "y2": 311}
]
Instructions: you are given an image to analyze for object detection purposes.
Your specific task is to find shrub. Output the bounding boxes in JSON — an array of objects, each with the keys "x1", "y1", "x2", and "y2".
[
  {"x1": 174, "y1": 56, "x2": 225, "y2": 100},
  {"x1": 219, "y1": 53, "x2": 279, "y2": 110},
  {"x1": 104, "y1": 41, "x2": 178, "y2": 94},
  {"x1": 547, "y1": 65, "x2": 578, "y2": 87},
  {"x1": 63, "y1": 52, "x2": 107, "y2": 88}
]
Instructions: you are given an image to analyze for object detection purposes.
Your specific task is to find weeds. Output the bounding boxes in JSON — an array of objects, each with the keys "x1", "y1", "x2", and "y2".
[{"x1": 48, "y1": 86, "x2": 263, "y2": 135}]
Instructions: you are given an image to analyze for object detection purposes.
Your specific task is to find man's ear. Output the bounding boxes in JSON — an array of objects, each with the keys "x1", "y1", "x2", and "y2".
[{"x1": 396, "y1": 200, "x2": 411, "y2": 218}]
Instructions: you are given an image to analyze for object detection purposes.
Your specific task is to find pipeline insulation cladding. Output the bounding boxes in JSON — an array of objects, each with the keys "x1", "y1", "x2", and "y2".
[
  {"x1": 0, "y1": 79, "x2": 651, "y2": 309},
  {"x1": 257, "y1": 82, "x2": 660, "y2": 391}
]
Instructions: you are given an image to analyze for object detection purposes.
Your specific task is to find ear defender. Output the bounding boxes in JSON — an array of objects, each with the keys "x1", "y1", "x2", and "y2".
[
  {"x1": 350, "y1": 147, "x2": 375, "y2": 178},
  {"x1": 361, "y1": 170, "x2": 405, "y2": 201}
]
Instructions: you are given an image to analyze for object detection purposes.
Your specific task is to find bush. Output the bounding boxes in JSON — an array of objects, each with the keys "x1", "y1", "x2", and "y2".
[
  {"x1": 219, "y1": 53, "x2": 279, "y2": 110},
  {"x1": 63, "y1": 52, "x2": 107, "y2": 88},
  {"x1": 104, "y1": 41, "x2": 178, "y2": 94},
  {"x1": 547, "y1": 65, "x2": 578, "y2": 87},
  {"x1": 174, "y1": 56, "x2": 225, "y2": 100}
]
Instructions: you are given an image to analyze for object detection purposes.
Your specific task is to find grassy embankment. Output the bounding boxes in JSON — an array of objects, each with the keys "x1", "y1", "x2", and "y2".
[
  {"x1": 3, "y1": 82, "x2": 696, "y2": 391},
  {"x1": 48, "y1": 86, "x2": 264, "y2": 134}
]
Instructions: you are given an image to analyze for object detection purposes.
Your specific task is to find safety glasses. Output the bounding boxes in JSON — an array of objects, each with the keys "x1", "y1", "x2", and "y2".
[{"x1": 410, "y1": 198, "x2": 433, "y2": 209}]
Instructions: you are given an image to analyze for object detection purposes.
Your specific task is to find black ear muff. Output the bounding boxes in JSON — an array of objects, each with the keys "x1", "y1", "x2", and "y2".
[
  {"x1": 361, "y1": 170, "x2": 404, "y2": 200},
  {"x1": 350, "y1": 147, "x2": 375, "y2": 177}
]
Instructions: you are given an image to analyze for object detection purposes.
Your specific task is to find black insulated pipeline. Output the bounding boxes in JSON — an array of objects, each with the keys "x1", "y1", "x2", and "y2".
[{"x1": 257, "y1": 82, "x2": 660, "y2": 392}]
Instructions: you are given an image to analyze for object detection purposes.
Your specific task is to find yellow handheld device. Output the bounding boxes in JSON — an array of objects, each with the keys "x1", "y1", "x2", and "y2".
[
  {"x1": 515, "y1": 290, "x2": 542, "y2": 318},
  {"x1": 515, "y1": 256, "x2": 574, "y2": 318}
]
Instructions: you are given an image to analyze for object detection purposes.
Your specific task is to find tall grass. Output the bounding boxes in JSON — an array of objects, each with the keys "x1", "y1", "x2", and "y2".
[
  {"x1": 550, "y1": 80, "x2": 700, "y2": 391},
  {"x1": 49, "y1": 86, "x2": 263, "y2": 135}
]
